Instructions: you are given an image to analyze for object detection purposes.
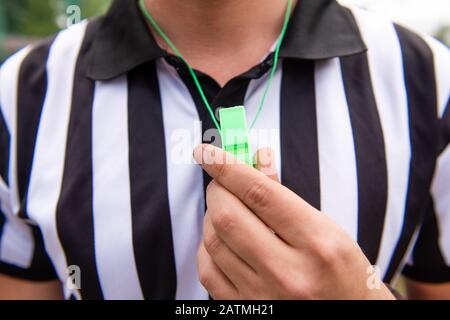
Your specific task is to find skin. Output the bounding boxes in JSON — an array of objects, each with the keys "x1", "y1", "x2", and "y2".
[
  {"x1": 406, "y1": 279, "x2": 450, "y2": 300},
  {"x1": 1, "y1": 0, "x2": 448, "y2": 300},
  {"x1": 0, "y1": 274, "x2": 63, "y2": 300},
  {"x1": 194, "y1": 145, "x2": 450, "y2": 299},
  {"x1": 144, "y1": 0, "x2": 298, "y2": 86},
  {"x1": 1, "y1": 149, "x2": 448, "y2": 300},
  {"x1": 195, "y1": 144, "x2": 394, "y2": 299},
  {"x1": 1, "y1": 0, "x2": 297, "y2": 299}
]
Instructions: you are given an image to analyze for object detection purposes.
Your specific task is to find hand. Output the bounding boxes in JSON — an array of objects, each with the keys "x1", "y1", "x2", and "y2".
[{"x1": 194, "y1": 144, "x2": 395, "y2": 300}]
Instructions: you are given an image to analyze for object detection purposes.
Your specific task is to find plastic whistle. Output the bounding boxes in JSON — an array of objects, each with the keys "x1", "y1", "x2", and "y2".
[{"x1": 219, "y1": 106, "x2": 254, "y2": 166}]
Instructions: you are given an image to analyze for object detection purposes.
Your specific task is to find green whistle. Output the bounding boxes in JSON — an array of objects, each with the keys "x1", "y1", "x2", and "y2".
[{"x1": 219, "y1": 106, "x2": 253, "y2": 166}]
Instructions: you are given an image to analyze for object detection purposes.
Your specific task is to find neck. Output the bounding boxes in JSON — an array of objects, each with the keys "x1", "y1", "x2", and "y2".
[{"x1": 144, "y1": 0, "x2": 296, "y2": 86}]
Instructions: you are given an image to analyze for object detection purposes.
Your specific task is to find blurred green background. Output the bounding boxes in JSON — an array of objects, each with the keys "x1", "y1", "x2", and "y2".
[
  {"x1": 0, "y1": 0, "x2": 449, "y2": 63},
  {"x1": 0, "y1": 0, "x2": 450, "y2": 64},
  {"x1": 0, "y1": 0, "x2": 111, "y2": 61},
  {"x1": 0, "y1": 0, "x2": 447, "y2": 298}
]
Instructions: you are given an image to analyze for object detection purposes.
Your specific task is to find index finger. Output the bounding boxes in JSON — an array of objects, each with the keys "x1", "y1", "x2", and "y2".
[{"x1": 194, "y1": 144, "x2": 318, "y2": 245}]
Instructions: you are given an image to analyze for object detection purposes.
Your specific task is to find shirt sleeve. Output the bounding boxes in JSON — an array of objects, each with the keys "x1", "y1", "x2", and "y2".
[
  {"x1": 0, "y1": 51, "x2": 58, "y2": 282},
  {"x1": 402, "y1": 37, "x2": 450, "y2": 283}
]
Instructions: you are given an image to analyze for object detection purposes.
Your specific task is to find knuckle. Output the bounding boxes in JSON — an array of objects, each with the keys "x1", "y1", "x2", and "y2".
[
  {"x1": 203, "y1": 231, "x2": 223, "y2": 256},
  {"x1": 331, "y1": 237, "x2": 357, "y2": 266},
  {"x1": 206, "y1": 180, "x2": 219, "y2": 194},
  {"x1": 243, "y1": 179, "x2": 271, "y2": 209},
  {"x1": 311, "y1": 237, "x2": 344, "y2": 266},
  {"x1": 215, "y1": 160, "x2": 229, "y2": 180},
  {"x1": 210, "y1": 208, "x2": 235, "y2": 234},
  {"x1": 310, "y1": 239, "x2": 331, "y2": 263},
  {"x1": 198, "y1": 268, "x2": 212, "y2": 289},
  {"x1": 285, "y1": 282, "x2": 310, "y2": 300},
  {"x1": 198, "y1": 270, "x2": 220, "y2": 298},
  {"x1": 197, "y1": 252, "x2": 209, "y2": 288},
  {"x1": 273, "y1": 269, "x2": 310, "y2": 300},
  {"x1": 260, "y1": 249, "x2": 314, "y2": 299},
  {"x1": 197, "y1": 250, "x2": 216, "y2": 294}
]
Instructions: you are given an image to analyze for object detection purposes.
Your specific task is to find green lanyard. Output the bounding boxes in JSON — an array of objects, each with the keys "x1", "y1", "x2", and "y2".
[{"x1": 138, "y1": 0, "x2": 293, "y2": 133}]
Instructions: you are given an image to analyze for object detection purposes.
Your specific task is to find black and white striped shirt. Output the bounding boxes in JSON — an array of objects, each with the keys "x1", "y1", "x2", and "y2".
[{"x1": 0, "y1": 0, "x2": 449, "y2": 299}]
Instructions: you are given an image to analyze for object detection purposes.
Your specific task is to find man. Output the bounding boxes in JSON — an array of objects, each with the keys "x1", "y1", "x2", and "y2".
[{"x1": 0, "y1": 0, "x2": 449, "y2": 300}]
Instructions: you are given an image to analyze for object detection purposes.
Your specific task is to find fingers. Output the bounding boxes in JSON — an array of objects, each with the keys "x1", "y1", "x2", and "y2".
[
  {"x1": 194, "y1": 144, "x2": 318, "y2": 246},
  {"x1": 205, "y1": 180, "x2": 287, "y2": 274},
  {"x1": 203, "y1": 214, "x2": 257, "y2": 290},
  {"x1": 197, "y1": 242, "x2": 238, "y2": 299},
  {"x1": 254, "y1": 148, "x2": 279, "y2": 182}
]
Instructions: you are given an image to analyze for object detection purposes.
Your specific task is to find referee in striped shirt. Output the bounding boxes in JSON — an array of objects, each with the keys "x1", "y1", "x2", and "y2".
[{"x1": 0, "y1": 0, "x2": 449, "y2": 300}]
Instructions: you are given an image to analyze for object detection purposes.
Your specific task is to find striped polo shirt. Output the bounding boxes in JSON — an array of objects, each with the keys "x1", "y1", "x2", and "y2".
[{"x1": 0, "y1": 0, "x2": 449, "y2": 299}]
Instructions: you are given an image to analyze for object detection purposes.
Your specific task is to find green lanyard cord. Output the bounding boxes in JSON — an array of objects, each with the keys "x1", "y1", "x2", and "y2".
[{"x1": 139, "y1": 0, "x2": 293, "y2": 132}]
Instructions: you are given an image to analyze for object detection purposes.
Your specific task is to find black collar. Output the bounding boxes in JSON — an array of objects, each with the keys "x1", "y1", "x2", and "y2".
[{"x1": 87, "y1": 0, "x2": 366, "y2": 80}]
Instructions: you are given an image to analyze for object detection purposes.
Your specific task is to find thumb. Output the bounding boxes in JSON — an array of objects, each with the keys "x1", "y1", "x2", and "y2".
[{"x1": 254, "y1": 148, "x2": 279, "y2": 182}]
